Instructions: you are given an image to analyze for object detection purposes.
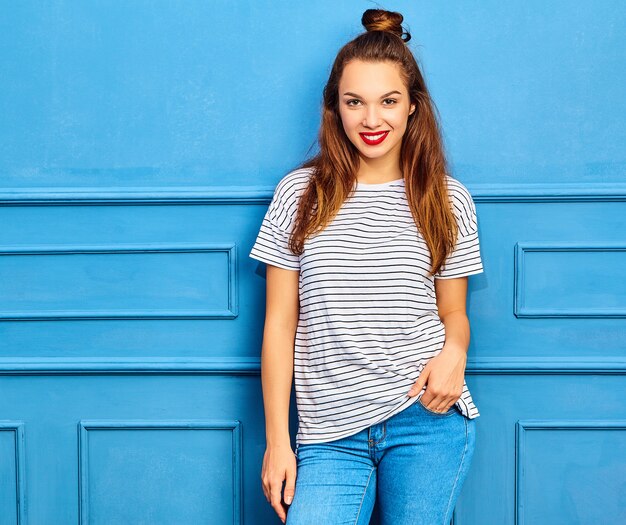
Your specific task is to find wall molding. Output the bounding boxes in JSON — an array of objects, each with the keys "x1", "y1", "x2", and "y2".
[
  {"x1": 0, "y1": 421, "x2": 26, "y2": 524},
  {"x1": 0, "y1": 243, "x2": 238, "y2": 321},
  {"x1": 1, "y1": 182, "x2": 626, "y2": 205},
  {"x1": 78, "y1": 419, "x2": 242, "y2": 525},
  {"x1": 515, "y1": 419, "x2": 626, "y2": 525},
  {"x1": 0, "y1": 356, "x2": 625, "y2": 375},
  {"x1": 514, "y1": 242, "x2": 626, "y2": 318}
]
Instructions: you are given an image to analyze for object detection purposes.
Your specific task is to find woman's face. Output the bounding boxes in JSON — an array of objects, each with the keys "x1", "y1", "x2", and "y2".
[{"x1": 338, "y1": 59, "x2": 416, "y2": 165}]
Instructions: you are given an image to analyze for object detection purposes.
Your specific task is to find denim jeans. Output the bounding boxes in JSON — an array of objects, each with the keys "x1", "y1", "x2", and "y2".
[{"x1": 285, "y1": 396, "x2": 476, "y2": 525}]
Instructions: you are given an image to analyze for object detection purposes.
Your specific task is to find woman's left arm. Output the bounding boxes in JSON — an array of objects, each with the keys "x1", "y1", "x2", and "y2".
[{"x1": 407, "y1": 277, "x2": 470, "y2": 412}]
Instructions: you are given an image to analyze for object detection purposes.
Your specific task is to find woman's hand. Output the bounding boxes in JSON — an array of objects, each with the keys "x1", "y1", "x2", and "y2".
[
  {"x1": 407, "y1": 345, "x2": 467, "y2": 412},
  {"x1": 261, "y1": 443, "x2": 297, "y2": 524}
]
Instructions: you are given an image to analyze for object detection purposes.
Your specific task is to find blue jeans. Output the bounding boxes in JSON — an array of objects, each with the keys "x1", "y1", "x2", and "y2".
[{"x1": 285, "y1": 397, "x2": 476, "y2": 525}]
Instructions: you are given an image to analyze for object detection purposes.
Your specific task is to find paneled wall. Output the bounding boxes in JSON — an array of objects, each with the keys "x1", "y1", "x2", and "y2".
[{"x1": 1, "y1": 2, "x2": 624, "y2": 524}]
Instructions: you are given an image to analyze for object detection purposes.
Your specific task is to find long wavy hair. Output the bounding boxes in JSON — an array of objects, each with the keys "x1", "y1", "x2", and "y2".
[{"x1": 288, "y1": 8, "x2": 459, "y2": 277}]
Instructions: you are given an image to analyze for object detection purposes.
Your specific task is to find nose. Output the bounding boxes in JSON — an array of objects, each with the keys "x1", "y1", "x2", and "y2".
[{"x1": 362, "y1": 106, "x2": 382, "y2": 129}]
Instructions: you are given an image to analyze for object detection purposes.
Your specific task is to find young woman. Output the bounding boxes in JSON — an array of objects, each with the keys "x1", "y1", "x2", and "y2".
[{"x1": 249, "y1": 8, "x2": 484, "y2": 525}]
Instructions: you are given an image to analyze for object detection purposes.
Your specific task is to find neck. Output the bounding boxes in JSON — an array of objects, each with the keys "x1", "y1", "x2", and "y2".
[{"x1": 357, "y1": 154, "x2": 403, "y2": 183}]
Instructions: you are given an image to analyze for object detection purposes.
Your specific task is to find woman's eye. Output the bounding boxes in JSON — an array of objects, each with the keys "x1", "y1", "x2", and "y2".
[{"x1": 345, "y1": 98, "x2": 397, "y2": 107}]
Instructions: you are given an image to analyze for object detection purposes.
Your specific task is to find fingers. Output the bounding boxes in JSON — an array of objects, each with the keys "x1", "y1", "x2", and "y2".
[
  {"x1": 407, "y1": 373, "x2": 427, "y2": 396},
  {"x1": 270, "y1": 479, "x2": 287, "y2": 523},
  {"x1": 421, "y1": 396, "x2": 442, "y2": 411},
  {"x1": 283, "y1": 464, "x2": 297, "y2": 506},
  {"x1": 261, "y1": 457, "x2": 271, "y2": 503},
  {"x1": 261, "y1": 472, "x2": 287, "y2": 523},
  {"x1": 261, "y1": 448, "x2": 298, "y2": 524},
  {"x1": 262, "y1": 480, "x2": 269, "y2": 503},
  {"x1": 421, "y1": 393, "x2": 455, "y2": 412}
]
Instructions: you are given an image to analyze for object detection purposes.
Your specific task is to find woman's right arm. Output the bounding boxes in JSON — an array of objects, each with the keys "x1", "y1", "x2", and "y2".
[{"x1": 260, "y1": 264, "x2": 299, "y2": 523}]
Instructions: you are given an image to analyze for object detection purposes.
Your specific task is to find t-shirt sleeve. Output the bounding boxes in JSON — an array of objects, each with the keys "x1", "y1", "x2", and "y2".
[
  {"x1": 434, "y1": 181, "x2": 484, "y2": 279},
  {"x1": 249, "y1": 179, "x2": 301, "y2": 271}
]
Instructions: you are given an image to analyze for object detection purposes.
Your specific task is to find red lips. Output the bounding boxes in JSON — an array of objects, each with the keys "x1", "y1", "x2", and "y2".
[{"x1": 359, "y1": 131, "x2": 390, "y2": 145}]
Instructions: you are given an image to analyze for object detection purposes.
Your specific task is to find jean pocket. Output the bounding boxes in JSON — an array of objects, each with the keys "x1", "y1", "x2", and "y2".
[{"x1": 416, "y1": 395, "x2": 456, "y2": 417}]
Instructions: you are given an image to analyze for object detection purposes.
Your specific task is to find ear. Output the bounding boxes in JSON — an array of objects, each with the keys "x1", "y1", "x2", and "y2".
[{"x1": 409, "y1": 103, "x2": 416, "y2": 116}]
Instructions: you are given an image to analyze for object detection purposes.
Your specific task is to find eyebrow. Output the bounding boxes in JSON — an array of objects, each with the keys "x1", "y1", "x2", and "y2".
[{"x1": 342, "y1": 90, "x2": 403, "y2": 98}]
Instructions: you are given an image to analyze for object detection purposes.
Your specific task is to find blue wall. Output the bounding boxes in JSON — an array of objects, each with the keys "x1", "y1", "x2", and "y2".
[
  {"x1": 2, "y1": 1, "x2": 624, "y2": 187},
  {"x1": 1, "y1": 2, "x2": 624, "y2": 523}
]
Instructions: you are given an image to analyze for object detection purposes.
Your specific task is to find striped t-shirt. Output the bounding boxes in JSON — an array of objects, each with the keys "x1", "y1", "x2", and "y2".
[{"x1": 249, "y1": 167, "x2": 484, "y2": 447}]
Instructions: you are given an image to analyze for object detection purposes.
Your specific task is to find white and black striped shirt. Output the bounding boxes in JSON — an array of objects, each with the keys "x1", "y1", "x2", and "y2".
[{"x1": 250, "y1": 167, "x2": 484, "y2": 447}]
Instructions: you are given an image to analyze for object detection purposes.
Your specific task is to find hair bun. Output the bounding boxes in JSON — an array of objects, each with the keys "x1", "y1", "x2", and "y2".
[{"x1": 361, "y1": 8, "x2": 411, "y2": 42}]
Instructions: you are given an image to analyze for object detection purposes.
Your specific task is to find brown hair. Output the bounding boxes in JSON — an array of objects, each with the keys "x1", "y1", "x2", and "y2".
[{"x1": 288, "y1": 8, "x2": 459, "y2": 277}]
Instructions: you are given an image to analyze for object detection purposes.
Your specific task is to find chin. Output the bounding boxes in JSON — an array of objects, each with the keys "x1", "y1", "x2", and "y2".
[{"x1": 359, "y1": 148, "x2": 391, "y2": 159}]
